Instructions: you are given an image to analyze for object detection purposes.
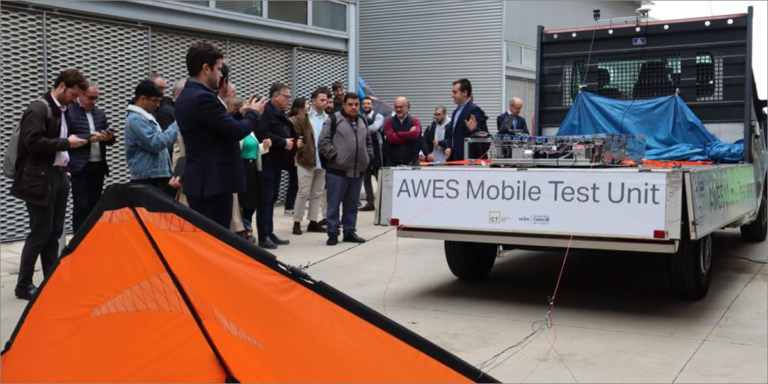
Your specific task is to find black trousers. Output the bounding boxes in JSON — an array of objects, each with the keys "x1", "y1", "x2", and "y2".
[
  {"x1": 17, "y1": 168, "x2": 69, "y2": 289},
  {"x1": 187, "y1": 193, "x2": 233, "y2": 229},
  {"x1": 283, "y1": 166, "x2": 298, "y2": 211},
  {"x1": 362, "y1": 166, "x2": 378, "y2": 205},
  {"x1": 256, "y1": 167, "x2": 282, "y2": 241},
  {"x1": 71, "y1": 161, "x2": 106, "y2": 233},
  {"x1": 132, "y1": 177, "x2": 170, "y2": 191}
]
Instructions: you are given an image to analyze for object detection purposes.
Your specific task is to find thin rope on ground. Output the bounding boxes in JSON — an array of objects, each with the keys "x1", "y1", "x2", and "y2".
[{"x1": 298, "y1": 226, "x2": 398, "y2": 270}]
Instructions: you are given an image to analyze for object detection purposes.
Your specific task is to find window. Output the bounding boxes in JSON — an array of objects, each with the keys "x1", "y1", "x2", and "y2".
[
  {"x1": 523, "y1": 47, "x2": 536, "y2": 68},
  {"x1": 174, "y1": 1, "x2": 210, "y2": 6},
  {"x1": 216, "y1": 1, "x2": 263, "y2": 16},
  {"x1": 506, "y1": 43, "x2": 522, "y2": 66},
  {"x1": 268, "y1": 1, "x2": 308, "y2": 24},
  {"x1": 312, "y1": 1, "x2": 346, "y2": 31}
]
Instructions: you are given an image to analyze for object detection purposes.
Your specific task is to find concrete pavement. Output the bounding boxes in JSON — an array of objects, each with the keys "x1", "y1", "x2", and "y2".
[{"x1": 1, "y1": 208, "x2": 766, "y2": 382}]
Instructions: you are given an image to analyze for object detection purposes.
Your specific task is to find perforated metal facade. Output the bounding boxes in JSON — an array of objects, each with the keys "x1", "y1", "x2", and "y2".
[
  {"x1": 1, "y1": 9, "x2": 44, "y2": 242},
  {"x1": 1, "y1": 5, "x2": 348, "y2": 242},
  {"x1": 295, "y1": 48, "x2": 348, "y2": 99}
]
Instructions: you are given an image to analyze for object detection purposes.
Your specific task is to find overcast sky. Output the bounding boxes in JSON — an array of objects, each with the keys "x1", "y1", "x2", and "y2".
[{"x1": 648, "y1": 1, "x2": 767, "y2": 99}]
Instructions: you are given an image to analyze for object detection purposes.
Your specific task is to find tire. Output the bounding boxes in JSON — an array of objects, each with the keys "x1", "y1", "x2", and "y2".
[
  {"x1": 444, "y1": 241, "x2": 498, "y2": 280},
  {"x1": 740, "y1": 184, "x2": 767, "y2": 242},
  {"x1": 669, "y1": 232, "x2": 712, "y2": 300}
]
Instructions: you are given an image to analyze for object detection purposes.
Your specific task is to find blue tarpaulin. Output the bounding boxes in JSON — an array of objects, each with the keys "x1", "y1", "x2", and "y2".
[{"x1": 556, "y1": 92, "x2": 743, "y2": 163}]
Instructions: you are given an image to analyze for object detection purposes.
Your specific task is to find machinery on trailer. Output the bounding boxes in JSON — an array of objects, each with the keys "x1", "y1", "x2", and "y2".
[{"x1": 375, "y1": 8, "x2": 767, "y2": 299}]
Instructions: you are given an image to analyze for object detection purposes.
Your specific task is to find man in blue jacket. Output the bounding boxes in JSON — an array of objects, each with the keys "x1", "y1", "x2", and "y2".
[
  {"x1": 448, "y1": 78, "x2": 488, "y2": 161},
  {"x1": 175, "y1": 42, "x2": 266, "y2": 228},
  {"x1": 125, "y1": 80, "x2": 179, "y2": 189},
  {"x1": 68, "y1": 81, "x2": 116, "y2": 232}
]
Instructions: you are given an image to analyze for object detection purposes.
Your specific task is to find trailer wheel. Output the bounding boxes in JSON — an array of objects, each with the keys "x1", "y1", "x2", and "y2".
[
  {"x1": 444, "y1": 241, "x2": 497, "y2": 280},
  {"x1": 740, "y1": 185, "x2": 767, "y2": 242},
  {"x1": 669, "y1": 233, "x2": 712, "y2": 300}
]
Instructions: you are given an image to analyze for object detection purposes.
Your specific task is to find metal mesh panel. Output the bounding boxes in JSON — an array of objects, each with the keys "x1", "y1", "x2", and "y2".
[
  {"x1": 150, "y1": 29, "x2": 226, "y2": 97},
  {"x1": 295, "y1": 48, "x2": 347, "y2": 100},
  {"x1": 44, "y1": 14, "x2": 150, "y2": 236},
  {"x1": 561, "y1": 60, "x2": 584, "y2": 107},
  {"x1": 1, "y1": 9, "x2": 44, "y2": 241},
  {"x1": 696, "y1": 52, "x2": 723, "y2": 101},
  {"x1": 504, "y1": 76, "x2": 536, "y2": 132},
  {"x1": 597, "y1": 54, "x2": 682, "y2": 100}
]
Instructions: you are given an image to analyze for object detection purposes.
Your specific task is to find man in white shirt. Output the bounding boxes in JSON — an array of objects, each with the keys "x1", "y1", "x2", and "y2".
[{"x1": 293, "y1": 87, "x2": 330, "y2": 235}]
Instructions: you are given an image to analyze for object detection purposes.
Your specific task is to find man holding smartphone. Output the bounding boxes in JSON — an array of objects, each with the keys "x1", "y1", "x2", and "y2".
[{"x1": 67, "y1": 81, "x2": 116, "y2": 232}]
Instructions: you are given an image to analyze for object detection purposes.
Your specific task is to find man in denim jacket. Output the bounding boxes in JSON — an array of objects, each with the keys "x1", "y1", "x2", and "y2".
[{"x1": 125, "y1": 80, "x2": 179, "y2": 190}]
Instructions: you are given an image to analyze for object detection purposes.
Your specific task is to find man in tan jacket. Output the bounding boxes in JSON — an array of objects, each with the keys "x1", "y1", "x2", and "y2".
[{"x1": 292, "y1": 87, "x2": 329, "y2": 235}]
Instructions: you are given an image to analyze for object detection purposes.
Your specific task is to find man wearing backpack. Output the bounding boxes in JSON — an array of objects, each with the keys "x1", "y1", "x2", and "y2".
[
  {"x1": 317, "y1": 92, "x2": 373, "y2": 246},
  {"x1": 9, "y1": 68, "x2": 89, "y2": 300}
]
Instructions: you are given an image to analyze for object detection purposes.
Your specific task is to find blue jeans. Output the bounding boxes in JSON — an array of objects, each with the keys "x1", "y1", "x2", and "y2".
[
  {"x1": 256, "y1": 167, "x2": 282, "y2": 241},
  {"x1": 325, "y1": 172, "x2": 364, "y2": 236}
]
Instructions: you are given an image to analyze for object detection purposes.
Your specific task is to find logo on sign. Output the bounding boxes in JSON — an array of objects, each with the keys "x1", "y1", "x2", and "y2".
[
  {"x1": 489, "y1": 211, "x2": 501, "y2": 224},
  {"x1": 633, "y1": 37, "x2": 647, "y2": 46},
  {"x1": 532, "y1": 215, "x2": 550, "y2": 225}
]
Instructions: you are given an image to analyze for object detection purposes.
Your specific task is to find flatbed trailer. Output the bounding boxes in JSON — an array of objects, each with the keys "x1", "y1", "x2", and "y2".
[{"x1": 374, "y1": 9, "x2": 767, "y2": 299}]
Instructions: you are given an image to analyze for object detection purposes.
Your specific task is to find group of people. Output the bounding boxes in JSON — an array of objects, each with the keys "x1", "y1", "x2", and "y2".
[{"x1": 8, "y1": 41, "x2": 530, "y2": 300}]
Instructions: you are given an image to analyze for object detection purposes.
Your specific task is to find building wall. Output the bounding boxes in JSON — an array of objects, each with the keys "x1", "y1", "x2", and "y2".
[
  {"x1": 504, "y1": 1, "x2": 643, "y2": 48},
  {"x1": 502, "y1": 1, "x2": 643, "y2": 133},
  {"x1": 358, "y1": 1, "x2": 504, "y2": 128},
  {"x1": 1, "y1": 3, "x2": 348, "y2": 242}
]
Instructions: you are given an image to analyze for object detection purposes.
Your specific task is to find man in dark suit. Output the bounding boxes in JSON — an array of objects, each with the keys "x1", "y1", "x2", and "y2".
[
  {"x1": 67, "y1": 82, "x2": 116, "y2": 232},
  {"x1": 448, "y1": 78, "x2": 488, "y2": 161},
  {"x1": 175, "y1": 42, "x2": 266, "y2": 228},
  {"x1": 254, "y1": 82, "x2": 295, "y2": 249},
  {"x1": 497, "y1": 97, "x2": 529, "y2": 134}
]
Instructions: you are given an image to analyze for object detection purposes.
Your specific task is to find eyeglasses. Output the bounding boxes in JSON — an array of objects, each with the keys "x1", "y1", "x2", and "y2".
[
  {"x1": 147, "y1": 97, "x2": 161, "y2": 104},
  {"x1": 278, "y1": 93, "x2": 291, "y2": 99},
  {"x1": 86, "y1": 96, "x2": 99, "y2": 101}
]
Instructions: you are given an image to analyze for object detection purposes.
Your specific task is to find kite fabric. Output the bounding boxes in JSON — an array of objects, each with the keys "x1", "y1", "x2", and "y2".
[
  {"x1": 557, "y1": 92, "x2": 744, "y2": 163},
  {"x1": 0, "y1": 184, "x2": 497, "y2": 383}
]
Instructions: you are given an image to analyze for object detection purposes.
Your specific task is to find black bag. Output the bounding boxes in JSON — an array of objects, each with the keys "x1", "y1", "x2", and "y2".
[{"x1": 319, "y1": 114, "x2": 339, "y2": 169}]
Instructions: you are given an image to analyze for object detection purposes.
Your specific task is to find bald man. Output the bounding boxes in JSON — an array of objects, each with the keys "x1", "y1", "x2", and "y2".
[
  {"x1": 383, "y1": 96, "x2": 421, "y2": 166},
  {"x1": 497, "y1": 97, "x2": 529, "y2": 134}
]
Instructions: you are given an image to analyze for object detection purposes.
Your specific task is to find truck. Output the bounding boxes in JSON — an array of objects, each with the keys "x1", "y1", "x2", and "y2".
[{"x1": 374, "y1": 8, "x2": 767, "y2": 300}]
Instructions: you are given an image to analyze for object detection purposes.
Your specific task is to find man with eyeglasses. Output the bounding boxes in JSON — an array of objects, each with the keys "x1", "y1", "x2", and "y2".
[
  {"x1": 67, "y1": 81, "x2": 116, "y2": 232},
  {"x1": 497, "y1": 97, "x2": 529, "y2": 134},
  {"x1": 124, "y1": 80, "x2": 179, "y2": 190},
  {"x1": 383, "y1": 96, "x2": 421, "y2": 166},
  {"x1": 254, "y1": 82, "x2": 295, "y2": 249},
  {"x1": 421, "y1": 106, "x2": 452, "y2": 163}
]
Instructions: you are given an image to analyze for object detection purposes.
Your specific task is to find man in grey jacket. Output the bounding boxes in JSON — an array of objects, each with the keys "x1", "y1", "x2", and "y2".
[{"x1": 318, "y1": 92, "x2": 373, "y2": 246}]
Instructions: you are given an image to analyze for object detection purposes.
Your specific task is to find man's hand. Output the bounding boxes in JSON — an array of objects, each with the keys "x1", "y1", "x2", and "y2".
[
  {"x1": 246, "y1": 94, "x2": 268, "y2": 115},
  {"x1": 297, "y1": 136, "x2": 305, "y2": 149},
  {"x1": 445, "y1": 148, "x2": 452, "y2": 158},
  {"x1": 68, "y1": 135, "x2": 87, "y2": 148},
  {"x1": 88, "y1": 132, "x2": 103, "y2": 143},
  {"x1": 466, "y1": 114, "x2": 478, "y2": 132},
  {"x1": 168, "y1": 176, "x2": 182, "y2": 189},
  {"x1": 285, "y1": 138, "x2": 294, "y2": 151},
  {"x1": 102, "y1": 130, "x2": 115, "y2": 142},
  {"x1": 263, "y1": 138, "x2": 272, "y2": 149},
  {"x1": 433, "y1": 139, "x2": 439, "y2": 148},
  {"x1": 409, "y1": 126, "x2": 417, "y2": 132},
  {"x1": 427, "y1": 154, "x2": 435, "y2": 162}
]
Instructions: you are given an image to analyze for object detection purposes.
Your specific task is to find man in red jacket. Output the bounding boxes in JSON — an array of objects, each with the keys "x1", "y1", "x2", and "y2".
[{"x1": 383, "y1": 96, "x2": 421, "y2": 166}]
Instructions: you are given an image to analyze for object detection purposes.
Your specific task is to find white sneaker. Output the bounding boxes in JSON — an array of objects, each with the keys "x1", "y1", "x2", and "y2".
[{"x1": 284, "y1": 209, "x2": 294, "y2": 216}]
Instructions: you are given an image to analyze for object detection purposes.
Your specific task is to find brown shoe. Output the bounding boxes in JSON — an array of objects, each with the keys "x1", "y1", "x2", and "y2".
[
  {"x1": 307, "y1": 221, "x2": 326, "y2": 233},
  {"x1": 293, "y1": 222, "x2": 303, "y2": 235}
]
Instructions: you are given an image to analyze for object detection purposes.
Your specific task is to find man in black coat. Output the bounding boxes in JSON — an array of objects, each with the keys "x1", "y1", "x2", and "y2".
[
  {"x1": 174, "y1": 42, "x2": 266, "y2": 228},
  {"x1": 10, "y1": 69, "x2": 89, "y2": 300},
  {"x1": 448, "y1": 78, "x2": 488, "y2": 161},
  {"x1": 67, "y1": 82, "x2": 116, "y2": 232},
  {"x1": 254, "y1": 82, "x2": 295, "y2": 249}
]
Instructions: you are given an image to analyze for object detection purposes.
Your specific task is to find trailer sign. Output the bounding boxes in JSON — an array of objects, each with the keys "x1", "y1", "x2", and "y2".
[{"x1": 391, "y1": 169, "x2": 668, "y2": 238}]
